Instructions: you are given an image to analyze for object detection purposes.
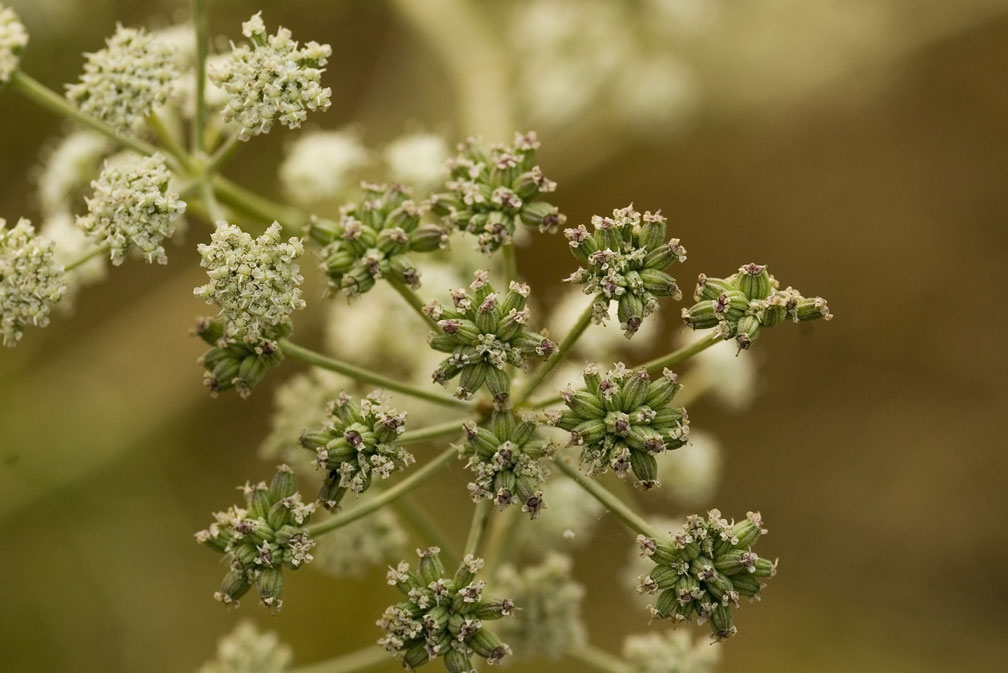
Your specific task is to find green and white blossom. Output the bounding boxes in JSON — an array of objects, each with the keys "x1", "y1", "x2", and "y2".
[
  {"x1": 383, "y1": 132, "x2": 449, "y2": 191},
  {"x1": 212, "y1": 12, "x2": 332, "y2": 140},
  {"x1": 65, "y1": 25, "x2": 177, "y2": 133},
  {"x1": 35, "y1": 130, "x2": 112, "y2": 218},
  {"x1": 77, "y1": 153, "x2": 186, "y2": 265},
  {"x1": 1, "y1": 218, "x2": 65, "y2": 347},
  {"x1": 0, "y1": 3, "x2": 28, "y2": 85},
  {"x1": 194, "y1": 222, "x2": 306, "y2": 345}
]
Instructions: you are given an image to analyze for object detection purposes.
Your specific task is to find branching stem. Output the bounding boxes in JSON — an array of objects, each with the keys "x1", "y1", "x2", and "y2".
[
  {"x1": 553, "y1": 458, "x2": 658, "y2": 539},
  {"x1": 289, "y1": 646, "x2": 388, "y2": 673},
  {"x1": 638, "y1": 332, "x2": 722, "y2": 374},
  {"x1": 387, "y1": 276, "x2": 439, "y2": 331},
  {"x1": 63, "y1": 245, "x2": 109, "y2": 271},
  {"x1": 514, "y1": 300, "x2": 594, "y2": 406},
  {"x1": 463, "y1": 499, "x2": 493, "y2": 559},
  {"x1": 399, "y1": 418, "x2": 476, "y2": 445},
  {"x1": 191, "y1": 0, "x2": 209, "y2": 153},
  {"x1": 307, "y1": 446, "x2": 458, "y2": 536},
  {"x1": 279, "y1": 339, "x2": 472, "y2": 410}
]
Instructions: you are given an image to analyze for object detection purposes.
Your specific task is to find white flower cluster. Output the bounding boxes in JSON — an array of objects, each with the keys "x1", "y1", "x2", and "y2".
[
  {"x1": 494, "y1": 553, "x2": 587, "y2": 658},
  {"x1": 383, "y1": 132, "x2": 449, "y2": 191},
  {"x1": 36, "y1": 130, "x2": 112, "y2": 218},
  {"x1": 212, "y1": 12, "x2": 332, "y2": 140},
  {"x1": 622, "y1": 629, "x2": 720, "y2": 673},
  {"x1": 312, "y1": 506, "x2": 407, "y2": 578},
  {"x1": 279, "y1": 129, "x2": 370, "y2": 207},
  {"x1": 0, "y1": 3, "x2": 28, "y2": 85},
  {"x1": 197, "y1": 620, "x2": 292, "y2": 673},
  {"x1": 65, "y1": 25, "x2": 178, "y2": 133},
  {"x1": 656, "y1": 429, "x2": 723, "y2": 506},
  {"x1": 1, "y1": 218, "x2": 65, "y2": 347},
  {"x1": 509, "y1": 0, "x2": 699, "y2": 133},
  {"x1": 194, "y1": 222, "x2": 306, "y2": 344},
  {"x1": 77, "y1": 153, "x2": 186, "y2": 266},
  {"x1": 40, "y1": 213, "x2": 106, "y2": 310}
]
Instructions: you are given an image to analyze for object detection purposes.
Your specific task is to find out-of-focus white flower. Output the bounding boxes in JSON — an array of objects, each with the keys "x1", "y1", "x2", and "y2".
[
  {"x1": 194, "y1": 222, "x2": 305, "y2": 344},
  {"x1": 77, "y1": 153, "x2": 186, "y2": 266},
  {"x1": 549, "y1": 286, "x2": 664, "y2": 361},
  {"x1": 312, "y1": 506, "x2": 407, "y2": 578},
  {"x1": 687, "y1": 338, "x2": 757, "y2": 410},
  {"x1": 279, "y1": 129, "x2": 371, "y2": 207},
  {"x1": 615, "y1": 55, "x2": 699, "y2": 130},
  {"x1": 622, "y1": 629, "x2": 720, "y2": 673},
  {"x1": 655, "y1": 429, "x2": 722, "y2": 506},
  {"x1": 35, "y1": 130, "x2": 112, "y2": 218},
  {"x1": 383, "y1": 132, "x2": 449, "y2": 191},
  {"x1": 197, "y1": 620, "x2": 292, "y2": 673},
  {"x1": 212, "y1": 12, "x2": 332, "y2": 140},
  {"x1": 0, "y1": 3, "x2": 28, "y2": 85},
  {"x1": 65, "y1": 25, "x2": 178, "y2": 133},
  {"x1": 41, "y1": 212, "x2": 106, "y2": 310},
  {"x1": 516, "y1": 475, "x2": 604, "y2": 553},
  {"x1": 1, "y1": 218, "x2": 65, "y2": 347},
  {"x1": 494, "y1": 553, "x2": 586, "y2": 658}
]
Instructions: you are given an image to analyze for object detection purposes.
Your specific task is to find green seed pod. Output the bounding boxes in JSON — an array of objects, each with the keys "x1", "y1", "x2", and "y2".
[
  {"x1": 648, "y1": 564, "x2": 681, "y2": 591},
  {"x1": 732, "y1": 512, "x2": 766, "y2": 548},
  {"x1": 735, "y1": 314, "x2": 761, "y2": 350},
  {"x1": 403, "y1": 642, "x2": 431, "y2": 669},
  {"x1": 738, "y1": 263, "x2": 773, "y2": 300},
  {"x1": 653, "y1": 588, "x2": 679, "y2": 619},
  {"x1": 445, "y1": 648, "x2": 473, "y2": 673},
  {"x1": 630, "y1": 450, "x2": 659, "y2": 486},
  {"x1": 216, "y1": 568, "x2": 251, "y2": 605},
  {"x1": 751, "y1": 557, "x2": 777, "y2": 578},
  {"x1": 711, "y1": 605, "x2": 735, "y2": 639},
  {"x1": 256, "y1": 567, "x2": 284, "y2": 609},
  {"x1": 419, "y1": 548, "x2": 446, "y2": 584}
]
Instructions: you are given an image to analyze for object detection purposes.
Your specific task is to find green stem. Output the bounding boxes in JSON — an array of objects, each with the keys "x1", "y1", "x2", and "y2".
[
  {"x1": 398, "y1": 418, "x2": 475, "y2": 445},
  {"x1": 192, "y1": 0, "x2": 209, "y2": 153},
  {"x1": 501, "y1": 243, "x2": 518, "y2": 285},
  {"x1": 483, "y1": 505, "x2": 521, "y2": 574},
  {"x1": 393, "y1": 494, "x2": 457, "y2": 567},
  {"x1": 199, "y1": 180, "x2": 226, "y2": 223},
  {"x1": 147, "y1": 112, "x2": 193, "y2": 171},
  {"x1": 528, "y1": 393, "x2": 562, "y2": 410},
  {"x1": 463, "y1": 499, "x2": 492, "y2": 559},
  {"x1": 62, "y1": 245, "x2": 108, "y2": 271},
  {"x1": 203, "y1": 133, "x2": 243, "y2": 176},
  {"x1": 553, "y1": 458, "x2": 657, "y2": 539},
  {"x1": 8, "y1": 71, "x2": 178, "y2": 170},
  {"x1": 386, "y1": 277, "x2": 439, "y2": 330},
  {"x1": 307, "y1": 446, "x2": 458, "y2": 536},
  {"x1": 568, "y1": 645, "x2": 632, "y2": 673},
  {"x1": 280, "y1": 340, "x2": 471, "y2": 410},
  {"x1": 289, "y1": 646, "x2": 388, "y2": 673},
  {"x1": 638, "y1": 332, "x2": 722, "y2": 375},
  {"x1": 212, "y1": 175, "x2": 306, "y2": 233},
  {"x1": 514, "y1": 301, "x2": 594, "y2": 406}
]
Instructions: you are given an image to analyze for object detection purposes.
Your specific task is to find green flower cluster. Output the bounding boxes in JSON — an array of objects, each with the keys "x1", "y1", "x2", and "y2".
[
  {"x1": 431, "y1": 131, "x2": 564, "y2": 253},
  {"x1": 565, "y1": 205, "x2": 686, "y2": 337},
  {"x1": 195, "y1": 465, "x2": 316, "y2": 611},
  {"x1": 299, "y1": 391, "x2": 412, "y2": 509},
  {"x1": 310, "y1": 183, "x2": 448, "y2": 297},
  {"x1": 378, "y1": 550, "x2": 514, "y2": 673},
  {"x1": 461, "y1": 412, "x2": 555, "y2": 519},
  {"x1": 426, "y1": 270, "x2": 555, "y2": 403},
  {"x1": 553, "y1": 363, "x2": 688, "y2": 489},
  {"x1": 636, "y1": 510, "x2": 776, "y2": 640},
  {"x1": 682, "y1": 263, "x2": 832, "y2": 350},
  {"x1": 194, "y1": 317, "x2": 285, "y2": 398}
]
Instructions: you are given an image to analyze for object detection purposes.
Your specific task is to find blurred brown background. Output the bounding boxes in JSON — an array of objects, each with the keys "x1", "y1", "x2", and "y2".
[{"x1": 2, "y1": 1, "x2": 1008, "y2": 671}]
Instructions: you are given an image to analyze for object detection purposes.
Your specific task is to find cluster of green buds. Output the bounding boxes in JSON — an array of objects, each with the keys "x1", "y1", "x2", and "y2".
[
  {"x1": 426, "y1": 271, "x2": 555, "y2": 403},
  {"x1": 195, "y1": 465, "x2": 316, "y2": 611},
  {"x1": 309, "y1": 183, "x2": 448, "y2": 297},
  {"x1": 636, "y1": 510, "x2": 776, "y2": 640},
  {"x1": 378, "y1": 550, "x2": 514, "y2": 672},
  {"x1": 194, "y1": 318, "x2": 285, "y2": 398},
  {"x1": 565, "y1": 205, "x2": 686, "y2": 337},
  {"x1": 430, "y1": 131, "x2": 564, "y2": 253},
  {"x1": 683, "y1": 263, "x2": 832, "y2": 350},
  {"x1": 299, "y1": 391, "x2": 413, "y2": 509},
  {"x1": 552, "y1": 363, "x2": 688, "y2": 489},
  {"x1": 461, "y1": 412, "x2": 556, "y2": 519}
]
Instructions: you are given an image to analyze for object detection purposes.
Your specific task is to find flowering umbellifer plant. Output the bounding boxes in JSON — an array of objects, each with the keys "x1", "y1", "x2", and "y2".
[{"x1": 1, "y1": 3, "x2": 833, "y2": 672}]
